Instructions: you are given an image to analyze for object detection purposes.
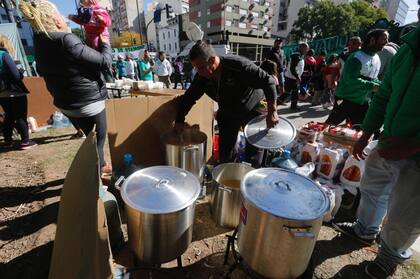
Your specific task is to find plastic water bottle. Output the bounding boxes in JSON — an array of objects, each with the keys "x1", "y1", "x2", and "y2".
[
  {"x1": 122, "y1": 153, "x2": 139, "y2": 178},
  {"x1": 236, "y1": 133, "x2": 246, "y2": 162},
  {"x1": 271, "y1": 150, "x2": 298, "y2": 171}
]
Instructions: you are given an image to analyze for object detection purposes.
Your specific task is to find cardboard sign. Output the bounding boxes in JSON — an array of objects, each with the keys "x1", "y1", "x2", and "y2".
[{"x1": 48, "y1": 133, "x2": 113, "y2": 279}]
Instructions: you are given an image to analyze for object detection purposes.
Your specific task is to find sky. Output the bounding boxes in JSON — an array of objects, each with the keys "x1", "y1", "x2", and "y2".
[{"x1": 51, "y1": 0, "x2": 418, "y2": 25}]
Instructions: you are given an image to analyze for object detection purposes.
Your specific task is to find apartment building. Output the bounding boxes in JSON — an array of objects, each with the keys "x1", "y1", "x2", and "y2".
[
  {"x1": 145, "y1": 0, "x2": 189, "y2": 54},
  {"x1": 189, "y1": 0, "x2": 274, "y2": 61},
  {"x1": 271, "y1": 0, "x2": 355, "y2": 39},
  {"x1": 111, "y1": 0, "x2": 146, "y2": 40},
  {"x1": 379, "y1": 0, "x2": 410, "y2": 24}
]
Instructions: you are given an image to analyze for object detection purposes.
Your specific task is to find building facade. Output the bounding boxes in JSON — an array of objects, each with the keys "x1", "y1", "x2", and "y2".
[
  {"x1": 111, "y1": 0, "x2": 146, "y2": 41},
  {"x1": 145, "y1": 0, "x2": 189, "y2": 54},
  {"x1": 379, "y1": 0, "x2": 410, "y2": 25},
  {"x1": 0, "y1": 7, "x2": 34, "y2": 55},
  {"x1": 271, "y1": 0, "x2": 355, "y2": 39},
  {"x1": 188, "y1": 0, "x2": 274, "y2": 61}
]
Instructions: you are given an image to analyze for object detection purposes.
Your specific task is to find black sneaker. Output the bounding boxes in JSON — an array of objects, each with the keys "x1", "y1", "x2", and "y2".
[
  {"x1": 365, "y1": 260, "x2": 397, "y2": 279},
  {"x1": 332, "y1": 222, "x2": 375, "y2": 245}
]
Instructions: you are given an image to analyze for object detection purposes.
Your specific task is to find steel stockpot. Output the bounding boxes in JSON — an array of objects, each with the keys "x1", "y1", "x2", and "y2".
[
  {"x1": 121, "y1": 166, "x2": 201, "y2": 263},
  {"x1": 210, "y1": 163, "x2": 255, "y2": 228},
  {"x1": 161, "y1": 128, "x2": 207, "y2": 183},
  {"x1": 237, "y1": 168, "x2": 330, "y2": 279}
]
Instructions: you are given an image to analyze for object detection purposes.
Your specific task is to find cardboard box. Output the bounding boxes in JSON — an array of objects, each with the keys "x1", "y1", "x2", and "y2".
[
  {"x1": 106, "y1": 94, "x2": 214, "y2": 169},
  {"x1": 0, "y1": 77, "x2": 57, "y2": 125}
]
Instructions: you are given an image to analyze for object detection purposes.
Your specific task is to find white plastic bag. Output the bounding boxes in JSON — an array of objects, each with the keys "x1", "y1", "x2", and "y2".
[
  {"x1": 297, "y1": 142, "x2": 320, "y2": 165},
  {"x1": 340, "y1": 155, "x2": 366, "y2": 187},
  {"x1": 317, "y1": 148, "x2": 346, "y2": 180},
  {"x1": 317, "y1": 180, "x2": 345, "y2": 222}
]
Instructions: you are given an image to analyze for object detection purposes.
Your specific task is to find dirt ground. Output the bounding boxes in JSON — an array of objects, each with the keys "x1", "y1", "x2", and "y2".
[{"x1": 1, "y1": 127, "x2": 419, "y2": 279}]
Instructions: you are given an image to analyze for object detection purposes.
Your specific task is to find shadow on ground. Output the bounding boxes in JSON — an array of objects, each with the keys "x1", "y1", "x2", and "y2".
[
  {"x1": 0, "y1": 179, "x2": 63, "y2": 208},
  {"x1": 0, "y1": 241, "x2": 53, "y2": 279}
]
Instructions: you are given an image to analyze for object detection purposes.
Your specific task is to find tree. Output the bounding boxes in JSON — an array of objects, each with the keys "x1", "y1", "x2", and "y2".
[{"x1": 290, "y1": 0, "x2": 388, "y2": 41}]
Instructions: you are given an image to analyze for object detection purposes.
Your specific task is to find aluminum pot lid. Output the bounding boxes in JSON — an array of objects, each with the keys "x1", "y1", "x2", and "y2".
[
  {"x1": 244, "y1": 115, "x2": 296, "y2": 149},
  {"x1": 121, "y1": 166, "x2": 201, "y2": 214},
  {"x1": 241, "y1": 168, "x2": 330, "y2": 221}
]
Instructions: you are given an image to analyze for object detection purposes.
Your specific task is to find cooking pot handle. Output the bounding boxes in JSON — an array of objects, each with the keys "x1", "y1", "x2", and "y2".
[
  {"x1": 274, "y1": 181, "x2": 292, "y2": 191},
  {"x1": 284, "y1": 226, "x2": 315, "y2": 239},
  {"x1": 183, "y1": 145, "x2": 199, "y2": 151},
  {"x1": 218, "y1": 186, "x2": 232, "y2": 193}
]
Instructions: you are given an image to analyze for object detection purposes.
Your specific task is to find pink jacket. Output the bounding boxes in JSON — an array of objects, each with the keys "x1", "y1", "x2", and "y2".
[{"x1": 72, "y1": 0, "x2": 111, "y2": 48}]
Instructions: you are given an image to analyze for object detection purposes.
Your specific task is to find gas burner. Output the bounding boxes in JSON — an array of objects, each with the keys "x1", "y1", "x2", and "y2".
[{"x1": 222, "y1": 229, "x2": 315, "y2": 279}]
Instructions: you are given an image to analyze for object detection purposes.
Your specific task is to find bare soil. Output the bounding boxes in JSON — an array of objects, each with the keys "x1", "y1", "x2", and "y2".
[{"x1": 1, "y1": 128, "x2": 419, "y2": 279}]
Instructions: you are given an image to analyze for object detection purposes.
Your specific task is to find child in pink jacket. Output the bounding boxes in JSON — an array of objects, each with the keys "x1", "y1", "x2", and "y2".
[{"x1": 69, "y1": 0, "x2": 111, "y2": 49}]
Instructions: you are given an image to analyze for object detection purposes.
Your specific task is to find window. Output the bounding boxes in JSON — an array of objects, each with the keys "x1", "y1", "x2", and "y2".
[
  {"x1": 163, "y1": 32, "x2": 165, "y2": 39},
  {"x1": 239, "y1": 9, "x2": 247, "y2": 16},
  {"x1": 174, "y1": 29, "x2": 177, "y2": 37},
  {"x1": 207, "y1": 8, "x2": 210, "y2": 15},
  {"x1": 239, "y1": 22, "x2": 246, "y2": 28},
  {"x1": 225, "y1": 20, "x2": 232, "y2": 27},
  {"x1": 168, "y1": 31, "x2": 170, "y2": 38},
  {"x1": 175, "y1": 42, "x2": 177, "y2": 50},
  {"x1": 225, "y1": 6, "x2": 232, "y2": 12},
  {"x1": 169, "y1": 43, "x2": 172, "y2": 51},
  {"x1": 207, "y1": 21, "x2": 211, "y2": 28},
  {"x1": 198, "y1": 11, "x2": 201, "y2": 17},
  {"x1": 234, "y1": 5, "x2": 240, "y2": 13},
  {"x1": 164, "y1": 44, "x2": 166, "y2": 51}
]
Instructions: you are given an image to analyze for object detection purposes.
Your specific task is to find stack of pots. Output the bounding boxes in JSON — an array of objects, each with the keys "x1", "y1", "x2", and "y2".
[
  {"x1": 121, "y1": 166, "x2": 201, "y2": 263},
  {"x1": 210, "y1": 163, "x2": 255, "y2": 228},
  {"x1": 238, "y1": 168, "x2": 330, "y2": 279}
]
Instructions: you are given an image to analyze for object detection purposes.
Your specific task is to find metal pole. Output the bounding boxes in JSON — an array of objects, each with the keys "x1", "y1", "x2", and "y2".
[{"x1": 135, "y1": 0, "x2": 143, "y2": 43}]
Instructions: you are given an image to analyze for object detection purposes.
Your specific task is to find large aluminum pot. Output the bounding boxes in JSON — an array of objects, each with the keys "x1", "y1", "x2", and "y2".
[
  {"x1": 161, "y1": 128, "x2": 207, "y2": 183},
  {"x1": 121, "y1": 166, "x2": 201, "y2": 263},
  {"x1": 238, "y1": 168, "x2": 330, "y2": 279},
  {"x1": 210, "y1": 163, "x2": 254, "y2": 228}
]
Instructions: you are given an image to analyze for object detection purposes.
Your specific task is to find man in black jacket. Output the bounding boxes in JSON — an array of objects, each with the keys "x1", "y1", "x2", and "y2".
[
  {"x1": 175, "y1": 41, "x2": 279, "y2": 163},
  {"x1": 266, "y1": 38, "x2": 285, "y2": 96}
]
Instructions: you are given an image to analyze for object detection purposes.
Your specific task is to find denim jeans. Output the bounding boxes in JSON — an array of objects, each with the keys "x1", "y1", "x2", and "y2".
[{"x1": 354, "y1": 149, "x2": 420, "y2": 266}]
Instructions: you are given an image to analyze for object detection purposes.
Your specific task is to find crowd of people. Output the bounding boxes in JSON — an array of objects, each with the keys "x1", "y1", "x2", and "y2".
[
  {"x1": 113, "y1": 50, "x2": 195, "y2": 90},
  {"x1": 0, "y1": 1, "x2": 419, "y2": 279}
]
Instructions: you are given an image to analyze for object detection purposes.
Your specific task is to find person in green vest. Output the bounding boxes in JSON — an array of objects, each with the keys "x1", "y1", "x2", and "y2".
[
  {"x1": 333, "y1": 26, "x2": 420, "y2": 279},
  {"x1": 326, "y1": 29, "x2": 388, "y2": 127},
  {"x1": 138, "y1": 50, "x2": 155, "y2": 81}
]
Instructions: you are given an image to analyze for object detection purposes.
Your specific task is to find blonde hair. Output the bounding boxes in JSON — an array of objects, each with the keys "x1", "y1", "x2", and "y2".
[
  {"x1": 19, "y1": 0, "x2": 61, "y2": 35},
  {"x1": 0, "y1": 34, "x2": 15, "y2": 55}
]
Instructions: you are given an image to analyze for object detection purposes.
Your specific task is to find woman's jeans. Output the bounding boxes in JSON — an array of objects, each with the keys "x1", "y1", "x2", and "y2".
[
  {"x1": 354, "y1": 149, "x2": 420, "y2": 267},
  {"x1": 66, "y1": 109, "x2": 107, "y2": 167}
]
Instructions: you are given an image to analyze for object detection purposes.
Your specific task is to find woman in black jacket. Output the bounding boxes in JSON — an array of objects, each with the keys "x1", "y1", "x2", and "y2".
[
  {"x1": 0, "y1": 34, "x2": 36, "y2": 149},
  {"x1": 20, "y1": 0, "x2": 112, "y2": 172}
]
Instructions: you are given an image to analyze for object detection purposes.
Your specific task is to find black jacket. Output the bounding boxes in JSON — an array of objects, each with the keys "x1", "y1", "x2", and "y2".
[
  {"x1": 267, "y1": 47, "x2": 285, "y2": 73},
  {"x1": 176, "y1": 55, "x2": 277, "y2": 123},
  {"x1": 34, "y1": 32, "x2": 112, "y2": 110},
  {"x1": 0, "y1": 48, "x2": 29, "y2": 94}
]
